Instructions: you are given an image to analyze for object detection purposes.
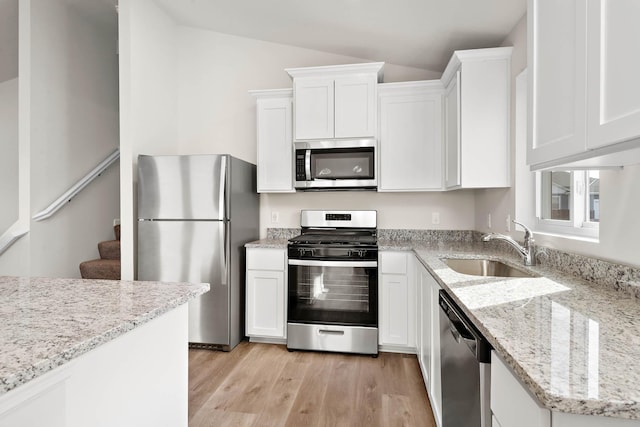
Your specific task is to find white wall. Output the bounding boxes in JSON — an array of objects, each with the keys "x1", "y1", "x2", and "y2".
[
  {"x1": 474, "y1": 15, "x2": 526, "y2": 237},
  {"x1": 0, "y1": 78, "x2": 18, "y2": 235},
  {"x1": 475, "y1": 14, "x2": 640, "y2": 268},
  {"x1": 119, "y1": 4, "x2": 468, "y2": 276},
  {"x1": 172, "y1": 26, "x2": 473, "y2": 238},
  {"x1": 119, "y1": 0, "x2": 180, "y2": 279},
  {"x1": 175, "y1": 26, "x2": 439, "y2": 163},
  {"x1": 261, "y1": 191, "x2": 475, "y2": 234},
  {"x1": 2, "y1": 0, "x2": 121, "y2": 278}
]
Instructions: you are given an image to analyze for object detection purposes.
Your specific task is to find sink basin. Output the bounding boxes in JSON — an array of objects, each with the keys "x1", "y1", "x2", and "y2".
[{"x1": 443, "y1": 258, "x2": 538, "y2": 278}]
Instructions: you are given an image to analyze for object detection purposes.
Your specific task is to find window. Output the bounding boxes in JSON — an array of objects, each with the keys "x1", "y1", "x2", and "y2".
[{"x1": 536, "y1": 170, "x2": 600, "y2": 238}]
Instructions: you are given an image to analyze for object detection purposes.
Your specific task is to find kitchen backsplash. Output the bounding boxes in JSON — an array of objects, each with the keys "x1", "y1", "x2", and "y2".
[
  {"x1": 266, "y1": 228, "x2": 300, "y2": 240},
  {"x1": 470, "y1": 231, "x2": 640, "y2": 298},
  {"x1": 378, "y1": 229, "x2": 476, "y2": 242}
]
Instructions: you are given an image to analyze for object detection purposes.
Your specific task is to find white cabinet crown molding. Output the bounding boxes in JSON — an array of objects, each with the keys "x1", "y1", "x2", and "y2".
[
  {"x1": 378, "y1": 80, "x2": 445, "y2": 96},
  {"x1": 441, "y1": 46, "x2": 514, "y2": 86},
  {"x1": 285, "y1": 62, "x2": 385, "y2": 81},
  {"x1": 249, "y1": 88, "x2": 293, "y2": 99}
]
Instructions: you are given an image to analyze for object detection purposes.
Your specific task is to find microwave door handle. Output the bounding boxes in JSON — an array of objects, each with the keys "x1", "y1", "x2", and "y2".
[{"x1": 305, "y1": 150, "x2": 311, "y2": 181}]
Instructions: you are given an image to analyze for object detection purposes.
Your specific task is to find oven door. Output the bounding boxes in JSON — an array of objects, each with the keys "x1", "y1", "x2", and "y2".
[{"x1": 287, "y1": 259, "x2": 378, "y2": 327}]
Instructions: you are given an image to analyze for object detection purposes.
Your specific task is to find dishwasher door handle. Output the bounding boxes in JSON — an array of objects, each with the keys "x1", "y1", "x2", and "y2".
[{"x1": 449, "y1": 320, "x2": 478, "y2": 356}]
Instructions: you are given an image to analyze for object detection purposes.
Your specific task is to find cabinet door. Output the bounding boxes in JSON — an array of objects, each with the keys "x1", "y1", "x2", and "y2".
[
  {"x1": 527, "y1": 0, "x2": 587, "y2": 165},
  {"x1": 256, "y1": 97, "x2": 293, "y2": 192},
  {"x1": 246, "y1": 270, "x2": 285, "y2": 338},
  {"x1": 430, "y1": 277, "x2": 443, "y2": 426},
  {"x1": 380, "y1": 274, "x2": 410, "y2": 346},
  {"x1": 293, "y1": 77, "x2": 334, "y2": 140},
  {"x1": 491, "y1": 351, "x2": 550, "y2": 427},
  {"x1": 444, "y1": 72, "x2": 461, "y2": 189},
  {"x1": 419, "y1": 265, "x2": 432, "y2": 385},
  {"x1": 586, "y1": 0, "x2": 640, "y2": 149},
  {"x1": 379, "y1": 89, "x2": 443, "y2": 191},
  {"x1": 459, "y1": 57, "x2": 511, "y2": 188},
  {"x1": 334, "y1": 75, "x2": 377, "y2": 138}
]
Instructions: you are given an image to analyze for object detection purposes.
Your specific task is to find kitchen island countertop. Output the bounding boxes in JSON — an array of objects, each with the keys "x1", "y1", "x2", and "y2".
[{"x1": 0, "y1": 276, "x2": 209, "y2": 395}]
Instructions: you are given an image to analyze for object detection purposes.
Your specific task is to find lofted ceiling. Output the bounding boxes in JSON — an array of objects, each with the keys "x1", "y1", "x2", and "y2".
[{"x1": 154, "y1": 0, "x2": 527, "y2": 73}]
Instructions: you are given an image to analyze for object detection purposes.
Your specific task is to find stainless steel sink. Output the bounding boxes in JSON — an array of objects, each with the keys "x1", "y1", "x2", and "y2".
[{"x1": 443, "y1": 258, "x2": 538, "y2": 278}]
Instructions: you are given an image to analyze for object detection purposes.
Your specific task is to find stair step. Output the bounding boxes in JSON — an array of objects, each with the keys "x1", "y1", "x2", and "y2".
[
  {"x1": 98, "y1": 240, "x2": 120, "y2": 260},
  {"x1": 79, "y1": 259, "x2": 121, "y2": 280},
  {"x1": 114, "y1": 224, "x2": 120, "y2": 241}
]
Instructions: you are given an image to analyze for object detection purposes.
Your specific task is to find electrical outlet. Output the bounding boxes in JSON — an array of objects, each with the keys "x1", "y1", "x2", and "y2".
[
  {"x1": 506, "y1": 214, "x2": 511, "y2": 232},
  {"x1": 487, "y1": 213, "x2": 492, "y2": 229},
  {"x1": 432, "y1": 212, "x2": 440, "y2": 225},
  {"x1": 271, "y1": 211, "x2": 279, "y2": 223}
]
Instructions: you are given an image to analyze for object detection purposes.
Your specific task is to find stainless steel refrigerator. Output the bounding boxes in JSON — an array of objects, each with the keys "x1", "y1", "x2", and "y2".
[{"x1": 137, "y1": 154, "x2": 258, "y2": 351}]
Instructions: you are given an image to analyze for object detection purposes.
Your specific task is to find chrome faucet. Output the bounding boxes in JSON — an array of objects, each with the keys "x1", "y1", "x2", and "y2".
[{"x1": 482, "y1": 220, "x2": 536, "y2": 266}]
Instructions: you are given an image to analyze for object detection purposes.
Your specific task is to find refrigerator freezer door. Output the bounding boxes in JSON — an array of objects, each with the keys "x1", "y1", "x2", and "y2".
[
  {"x1": 138, "y1": 220, "x2": 229, "y2": 346},
  {"x1": 138, "y1": 154, "x2": 228, "y2": 220}
]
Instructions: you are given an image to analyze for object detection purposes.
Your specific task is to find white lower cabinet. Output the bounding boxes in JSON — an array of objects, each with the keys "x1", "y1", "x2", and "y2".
[
  {"x1": 415, "y1": 257, "x2": 443, "y2": 427},
  {"x1": 379, "y1": 251, "x2": 416, "y2": 350},
  {"x1": 246, "y1": 248, "x2": 287, "y2": 341},
  {"x1": 491, "y1": 351, "x2": 550, "y2": 427}
]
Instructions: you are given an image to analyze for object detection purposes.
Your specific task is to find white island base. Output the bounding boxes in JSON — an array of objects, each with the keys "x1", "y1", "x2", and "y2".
[{"x1": 0, "y1": 304, "x2": 188, "y2": 427}]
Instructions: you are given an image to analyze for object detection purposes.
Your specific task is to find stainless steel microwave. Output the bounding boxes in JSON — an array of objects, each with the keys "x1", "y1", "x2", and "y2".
[{"x1": 294, "y1": 139, "x2": 377, "y2": 190}]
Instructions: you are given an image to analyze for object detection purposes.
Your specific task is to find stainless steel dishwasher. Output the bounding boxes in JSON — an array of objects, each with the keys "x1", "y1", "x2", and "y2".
[{"x1": 439, "y1": 290, "x2": 492, "y2": 427}]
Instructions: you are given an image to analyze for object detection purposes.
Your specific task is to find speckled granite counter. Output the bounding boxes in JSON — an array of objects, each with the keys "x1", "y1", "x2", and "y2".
[
  {"x1": 248, "y1": 233, "x2": 640, "y2": 419},
  {"x1": 389, "y1": 240, "x2": 640, "y2": 420},
  {"x1": 0, "y1": 276, "x2": 209, "y2": 395},
  {"x1": 245, "y1": 238, "x2": 289, "y2": 248}
]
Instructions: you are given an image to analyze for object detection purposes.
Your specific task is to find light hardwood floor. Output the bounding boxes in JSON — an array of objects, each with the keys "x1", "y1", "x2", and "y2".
[{"x1": 189, "y1": 342, "x2": 436, "y2": 427}]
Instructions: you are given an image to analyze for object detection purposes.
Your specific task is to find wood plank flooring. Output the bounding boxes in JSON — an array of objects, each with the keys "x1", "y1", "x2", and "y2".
[{"x1": 189, "y1": 342, "x2": 436, "y2": 427}]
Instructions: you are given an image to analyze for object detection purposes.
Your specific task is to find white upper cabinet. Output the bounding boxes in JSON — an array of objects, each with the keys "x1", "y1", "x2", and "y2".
[
  {"x1": 441, "y1": 47, "x2": 512, "y2": 189},
  {"x1": 528, "y1": 0, "x2": 640, "y2": 169},
  {"x1": 444, "y1": 72, "x2": 461, "y2": 189},
  {"x1": 291, "y1": 78, "x2": 334, "y2": 140},
  {"x1": 287, "y1": 63, "x2": 383, "y2": 141},
  {"x1": 586, "y1": 0, "x2": 640, "y2": 150},
  {"x1": 378, "y1": 81, "x2": 444, "y2": 191},
  {"x1": 249, "y1": 89, "x2": 294, "y2": 193},
  {"x1": 527, "y1": 0, "x2": 587, "y2": 167}
]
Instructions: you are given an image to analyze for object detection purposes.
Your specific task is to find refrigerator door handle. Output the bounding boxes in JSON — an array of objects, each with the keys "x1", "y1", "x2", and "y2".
[
  {"x1": 219, "y1": 156, "x2": 227, "y2": 219},
  {"x1": 221, "y1": 222, "x2": 228, "y2": 285}
]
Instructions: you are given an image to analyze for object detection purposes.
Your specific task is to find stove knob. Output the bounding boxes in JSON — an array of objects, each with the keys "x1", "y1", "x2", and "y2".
[{"x1": 298, "y1": 248, "x2": 306, "y2": 257}]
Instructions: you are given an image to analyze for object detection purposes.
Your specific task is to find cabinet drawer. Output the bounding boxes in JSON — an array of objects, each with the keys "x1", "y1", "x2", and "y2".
[
  {"x1": 246, "y1": 248, "x2": 285, "y2": 271},
  {"x1": 491, "y1": 351, "x2": 550, "y2": 427},
  {"x1": 380, "y1": 252, "x2": 408, "y2": 274}
]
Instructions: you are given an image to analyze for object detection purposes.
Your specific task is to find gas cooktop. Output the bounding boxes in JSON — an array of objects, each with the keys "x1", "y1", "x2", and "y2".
[{"x1": 288, "y1": 233, "x2": 377, "y2": 246}]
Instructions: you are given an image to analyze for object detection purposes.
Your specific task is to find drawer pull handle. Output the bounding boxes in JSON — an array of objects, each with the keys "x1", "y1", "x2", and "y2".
[{"x1": 318, "y1": 329, "x2": 345, "y2": 336}]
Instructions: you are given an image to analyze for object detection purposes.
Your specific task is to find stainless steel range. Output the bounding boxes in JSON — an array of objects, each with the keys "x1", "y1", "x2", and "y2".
[{"x1": 287, "y1": 210, "x2": 378, "y2": 355}]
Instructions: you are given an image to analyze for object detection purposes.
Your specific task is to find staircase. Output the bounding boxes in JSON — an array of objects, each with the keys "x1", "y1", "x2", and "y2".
[{"x1": 79, "y1": 224, "x2": 121, "y2": 280}]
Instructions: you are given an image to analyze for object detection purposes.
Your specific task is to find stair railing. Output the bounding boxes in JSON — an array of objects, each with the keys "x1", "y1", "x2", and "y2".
[
  {"x1": 0, "y1": 224, "x2": 29, "y2": 257},
  {"x1": 32, "y1": 148, "x2": 120, "y2": 222}
]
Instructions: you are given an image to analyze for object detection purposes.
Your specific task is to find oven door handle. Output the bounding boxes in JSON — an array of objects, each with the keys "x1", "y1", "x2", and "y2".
[{"x1": 288, "y1": 259, "x2": 378, "y2": 268}]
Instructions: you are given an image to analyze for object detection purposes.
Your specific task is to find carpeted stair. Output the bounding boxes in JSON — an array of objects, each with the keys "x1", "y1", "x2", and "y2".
[{"x1": 79, "y1": 224, "x2": 121, "y2": 280}]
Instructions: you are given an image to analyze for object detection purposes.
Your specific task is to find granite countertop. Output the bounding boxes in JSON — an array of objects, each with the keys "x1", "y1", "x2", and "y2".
[
  {"x1": 245, "y1": 238, "x2": 290, "y2": 248},
  {"x1": 0, "y1": 276, "x2": 209, "y2": 395},
  {"x1": 248, "y1": 236, "x2": 640, "y2": 419},
  {"x1": 404, "y1": 241, "x2": 640, "y2": 420}
]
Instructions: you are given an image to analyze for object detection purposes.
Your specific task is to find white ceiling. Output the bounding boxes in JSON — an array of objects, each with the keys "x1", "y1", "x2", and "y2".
[{"x1": 154, "y1": 0, "x2": 527, "y2": 73}]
